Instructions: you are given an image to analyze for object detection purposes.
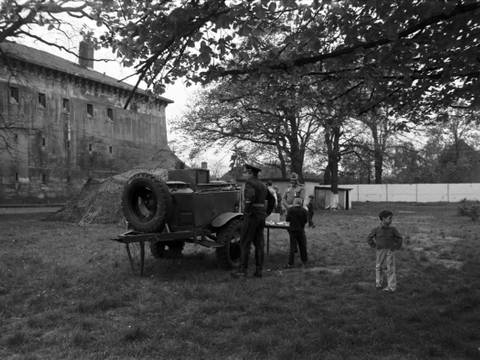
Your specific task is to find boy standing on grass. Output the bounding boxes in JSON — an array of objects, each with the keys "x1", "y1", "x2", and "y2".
[
  {"x1": 367, "y1": 210, "x2": 403, "y2": 293},
  {"x1": 285, "y1": 197, "x2": 308, "y2": 268}
]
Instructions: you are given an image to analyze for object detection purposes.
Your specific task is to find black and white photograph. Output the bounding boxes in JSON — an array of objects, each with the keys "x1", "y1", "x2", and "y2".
[{"x1": 1, "y1": 1, "x2": 479, "y2": 359}]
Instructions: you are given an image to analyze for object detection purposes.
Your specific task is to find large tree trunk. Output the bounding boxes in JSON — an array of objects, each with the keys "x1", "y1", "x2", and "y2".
[
  {"x1": 290, "y1": 148, "x2": 304, "y2": 180},
  {"x1": 285, "y1": 109, "x2": 305, "y2": 180},
  {"x1": 374, "y1": 146, "x2": 383, "y2": 184},
  {"x1": 276, "y1": 146, "x2": 288, "y2": 178},
  {"x1": 324, "y1": 123, "x2": 341, "y2": 194},
  {"x1": 370, "y1": 122, "x2": 383, "y2": 184},
  {"x1": 324, "y1": 164, "x2": 331, "y2": 185}
]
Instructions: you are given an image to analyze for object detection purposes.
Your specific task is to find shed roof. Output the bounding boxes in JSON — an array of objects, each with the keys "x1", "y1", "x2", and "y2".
[
  {"x1": 0, "y1": 42, "x2": 173, "y2": 104},
  {"x1": 315, "y1": 185, "x2": 353, "y2": 191}
]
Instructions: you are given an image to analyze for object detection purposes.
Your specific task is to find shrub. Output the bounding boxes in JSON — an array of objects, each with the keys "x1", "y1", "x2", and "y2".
[{"x1": 457, "y1": 199, "x2": 479, "y2": 221}]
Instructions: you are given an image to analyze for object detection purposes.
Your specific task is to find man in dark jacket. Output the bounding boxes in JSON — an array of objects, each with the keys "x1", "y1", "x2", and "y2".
[
  {"x1": 232, "y1": 163, "x2": 268, "y2": 278},
  {"x1": 285, "y1": 197, "x2": 308, "y2": 268}
]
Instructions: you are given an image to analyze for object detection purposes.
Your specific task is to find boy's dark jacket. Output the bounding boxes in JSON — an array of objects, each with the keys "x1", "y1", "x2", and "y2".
[
  {"x1": 286, "y1": 206, "x2": 308, "y2": 231},
  {"x1": 367, "y1": 225, "x2": 403, "y2": 250},
  {"x1": 307, "y1": 202, "x2": 314, "y2": 215}
]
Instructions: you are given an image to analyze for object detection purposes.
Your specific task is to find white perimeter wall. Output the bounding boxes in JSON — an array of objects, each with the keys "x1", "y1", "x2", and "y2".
[
  {"x1": 343, "y1": 183, "x2": 480, "y2": 202},
  {"x1": 269, "y1": 181, "x2": 480, "y2": 203}
]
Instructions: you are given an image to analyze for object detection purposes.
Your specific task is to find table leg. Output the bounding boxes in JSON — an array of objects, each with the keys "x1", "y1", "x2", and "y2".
[
  {"x1": 266, "y1": 227, "x2": 270, "y2": 256},
  {"x1": 125, "y1": 241, "x2": 146, "y2": 276}
]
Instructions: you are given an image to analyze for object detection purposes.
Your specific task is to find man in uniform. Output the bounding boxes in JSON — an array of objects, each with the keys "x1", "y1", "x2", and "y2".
[
  {"x1": 282, "y1": 172, "x2": 305, "y2": 211},
  {"x1": 232, "y1": 163, "x2": 268, "y2": 278}
]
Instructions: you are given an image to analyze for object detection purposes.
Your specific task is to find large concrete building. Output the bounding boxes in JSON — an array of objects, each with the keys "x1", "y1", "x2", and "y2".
[{"x1": 0, "y1": 41, "x2": 178, "y2": 203}]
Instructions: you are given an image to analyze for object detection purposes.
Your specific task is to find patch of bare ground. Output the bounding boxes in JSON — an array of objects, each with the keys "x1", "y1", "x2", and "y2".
[{"x1": 0, "y1": 202, "x2": 479, "y2": 359}]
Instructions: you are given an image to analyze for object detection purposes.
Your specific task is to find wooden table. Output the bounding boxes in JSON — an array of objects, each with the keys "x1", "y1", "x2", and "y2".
[{"x1": 265, "y1": 221, "x2": 290, "y2": 255}]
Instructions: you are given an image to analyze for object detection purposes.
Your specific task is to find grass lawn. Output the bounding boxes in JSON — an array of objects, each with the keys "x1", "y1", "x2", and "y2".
[{"x1": 0, "y1": 202, "x2": 479, "y2": 360}]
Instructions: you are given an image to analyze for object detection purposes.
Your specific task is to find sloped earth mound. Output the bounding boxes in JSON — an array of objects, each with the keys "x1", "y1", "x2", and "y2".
[{"x1": 49, "y1": 168, "x2": 167, "y2": 225}]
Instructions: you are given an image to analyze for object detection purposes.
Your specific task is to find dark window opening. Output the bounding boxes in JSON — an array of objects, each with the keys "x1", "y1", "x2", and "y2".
[
  {"x1": 88, "y1": 143, "x2": 92, "y2": 152},
  {"x1": 109, "y1": 145, "x2": 113, "y2": 154},
  {"x1": 107, "y1": 108, "x2": 113, "y2": 120},
  {"x1": 15, "y1": 172, "x2": 19, "y2": 181},
  {"x1": 42, "y1": 137, "x2": 46, "y2": 147},
  {"x1": 10, "y1": 87, "x2": 19, "y2": 103},
  {"x1": 66, "y1": 175, "x2": 71, "y2": 183},
  {"x1": 63, "y1": 98, "x2": 70, "y2": 112},
  {"x1": 41, "y1": 173, "x2": 47, "y2": 184},
  {"x1": 38, "y1": 93, "x2": 46, "y2": 108},
  {"x1": 14, "y1": 134, "x2": 18, "y2": 142},
  {"x1": 66, "y1": 140, "x2": 70, "y2": 149},
  {"x1": 87, "y1": 103, "x2": 93, "y2": 117}
]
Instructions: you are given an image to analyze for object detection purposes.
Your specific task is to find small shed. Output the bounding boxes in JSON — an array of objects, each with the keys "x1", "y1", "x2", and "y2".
[{"x1": 314, "y1": 186, "x2": 353, "y2": 210}]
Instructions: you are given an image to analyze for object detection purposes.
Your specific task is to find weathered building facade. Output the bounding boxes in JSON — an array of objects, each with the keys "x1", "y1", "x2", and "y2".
[{"x1": 0, "y1": 42, "x2": 176, "y2": 203}]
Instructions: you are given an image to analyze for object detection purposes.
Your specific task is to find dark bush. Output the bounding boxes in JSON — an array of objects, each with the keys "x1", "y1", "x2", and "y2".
[{"x1": 457, "y1": 199, "x2": 479, "y2": 221}]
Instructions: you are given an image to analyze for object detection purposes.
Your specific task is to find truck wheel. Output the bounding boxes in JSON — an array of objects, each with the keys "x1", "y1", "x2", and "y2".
[
  {"x1": 215, "y1": 218, "x2": 242, "y2": 269},
  {"x1": 150, "y1": 241, "x2": 185, "y2": 259},
  {"x1": 121, "y1": 173, "x2": 172, "y2": 233}
]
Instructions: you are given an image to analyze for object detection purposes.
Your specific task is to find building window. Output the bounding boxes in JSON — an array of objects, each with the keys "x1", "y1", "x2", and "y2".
[
  {"x1": 88, "y1": 143, "x2": 92, "y2": 152},
  {"x1": 108, "y1": 145, "x2": 113, "y2": 154},
  {"x1": 15, "y1": 172, "x2": 19, "y2": 181},
  {"x1": 66, "y1": 140, "x2": 70, "y2": 149},
  {"x1": 63, "y1": 98, "x2": 70, "y2": 112},
  {"x1": 87, "y1": 103, "x2": 93, "y2": 117},
  {"x1": 10, "y1": 87, "x2": 19, "y2": 103},
  {"x1": 41, "y1": 173, "x2": 47, "y2": 184},
  {"x1": 107, "y1": 108, "x2": 113, "y2": 120},
  {"x1": 38, "y1": 93, "x2": 46, "y2": 108},
  {"x1": 42, "y1": 137, "x2": 46, "y2": 147}
]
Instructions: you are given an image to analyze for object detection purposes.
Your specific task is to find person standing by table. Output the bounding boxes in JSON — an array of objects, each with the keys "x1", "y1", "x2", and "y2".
[
  {"x1": 232, "y1": 163, "x2": 268, "y2": 278},
  {"x1": 285, "y1": 197, "x2": 309, "y2": 268},
  {"x1": 282, "y1": 172, "x2": 305, "y2": 212}
]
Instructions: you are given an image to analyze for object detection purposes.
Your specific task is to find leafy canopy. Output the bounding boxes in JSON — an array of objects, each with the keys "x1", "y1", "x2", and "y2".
[{"x1": 97, "y1": 0, "x2": 480, "y2": 108}]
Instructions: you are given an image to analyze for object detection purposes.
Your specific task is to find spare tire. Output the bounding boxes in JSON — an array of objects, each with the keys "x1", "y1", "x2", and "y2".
[
  {"x1": 215, "y1": 218, "x2": 242, "y2": 269},
  {"x1": 121, "y1": 172, "x2": 172, "y2": 233}
]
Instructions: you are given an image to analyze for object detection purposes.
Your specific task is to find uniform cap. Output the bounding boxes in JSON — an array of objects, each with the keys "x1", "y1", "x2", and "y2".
[{"x1": 244, "y1": 163, "x2": 261, "y2": 173}]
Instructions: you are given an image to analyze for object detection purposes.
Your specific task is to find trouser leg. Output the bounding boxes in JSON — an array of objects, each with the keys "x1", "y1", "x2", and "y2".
[
  {"x1": 288, "y1": 231, "x2": 296, "y2": 265},
  {"x1": 386, "y1": 250, "x2": 397, "y2": 290},
  {"x1": 297, "y1": 231, "x2": 308, "y2": 263},
  {"x1": 254, "y1": 218, "x2": 265, "y2": 271},
  {"x1": 375, "y1": 249, "x2": 387, "y2": 287},
  {"x1": 240, "y1": 217, "x2": 253, "y2": 272}
]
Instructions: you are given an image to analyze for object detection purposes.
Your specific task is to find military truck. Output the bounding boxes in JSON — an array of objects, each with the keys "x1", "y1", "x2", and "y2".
[{"x1": 116, "y1": 168, "x2": 247, "y2": 274}]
